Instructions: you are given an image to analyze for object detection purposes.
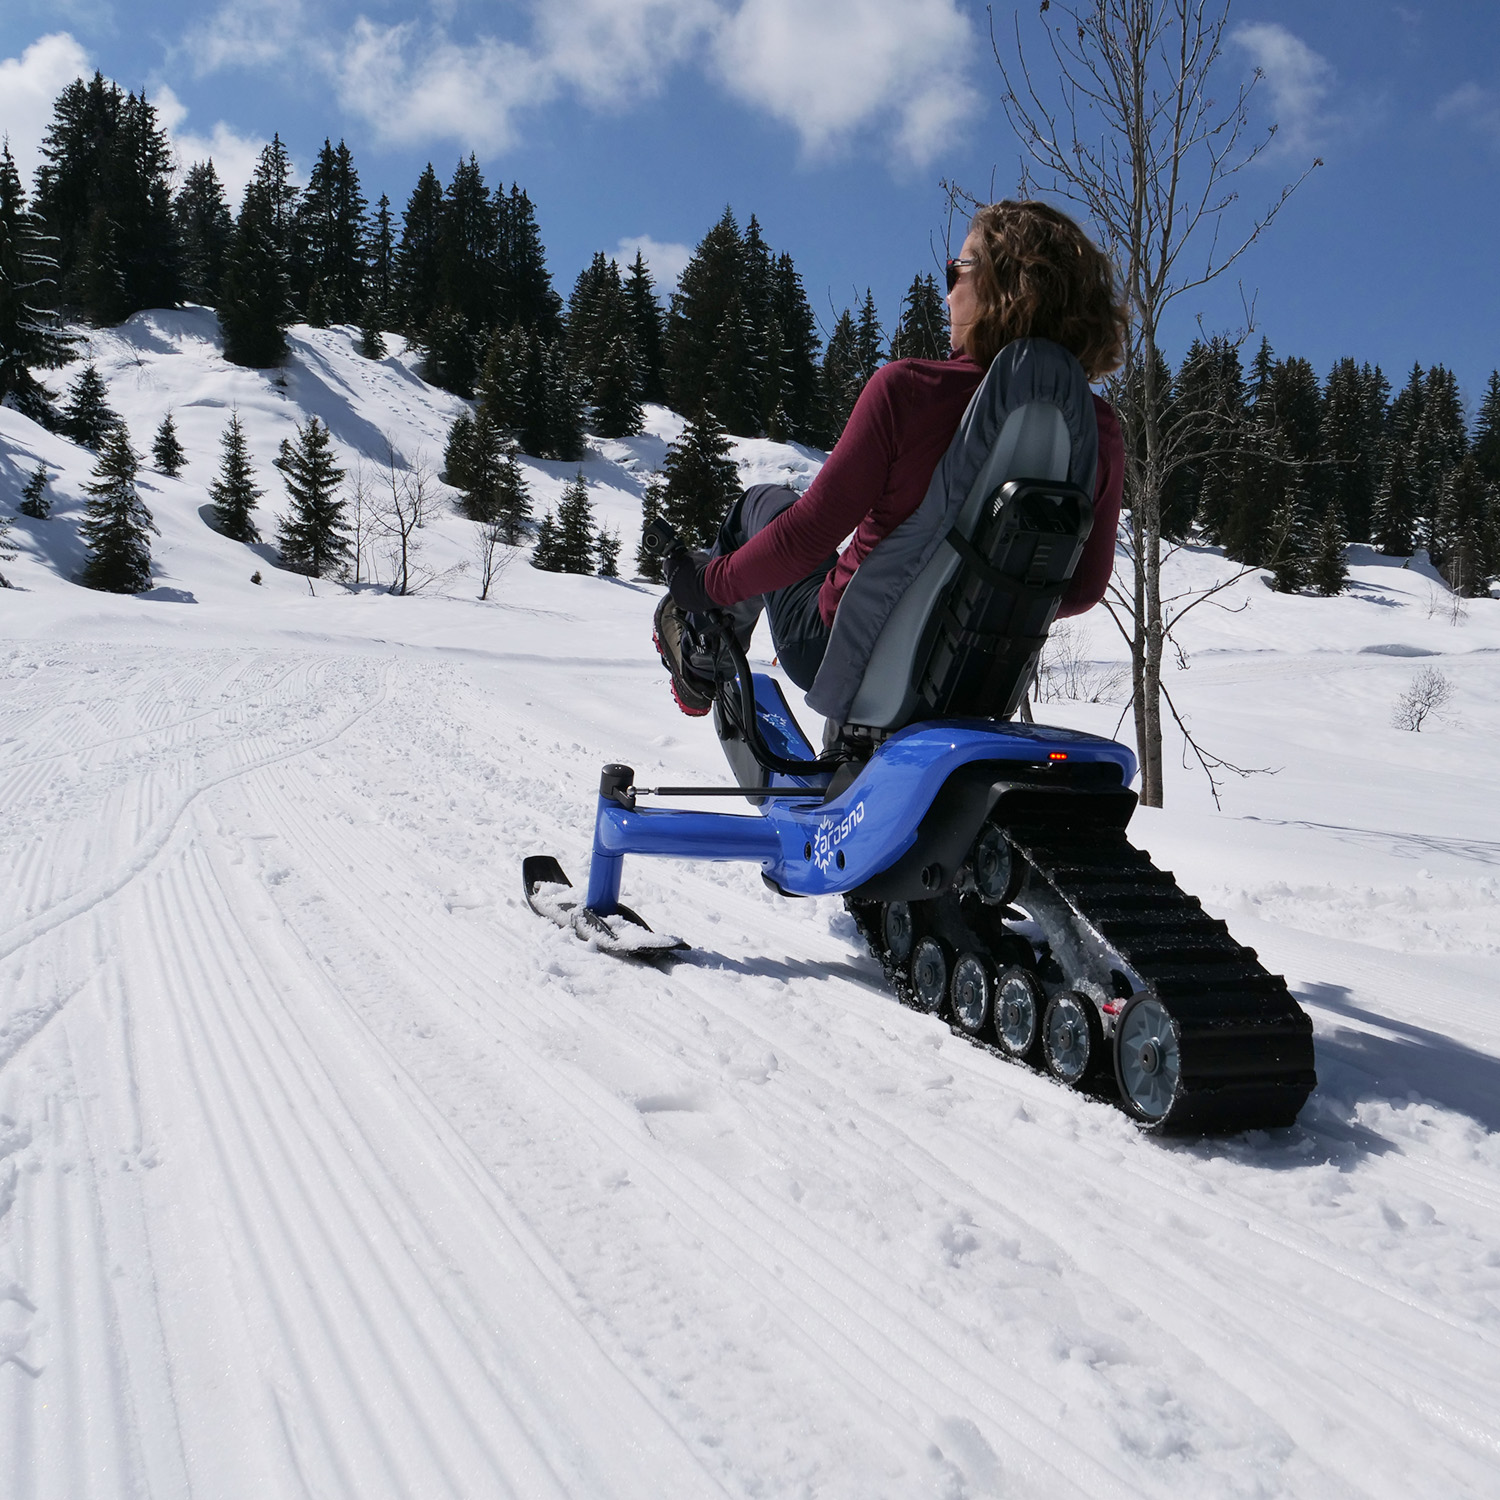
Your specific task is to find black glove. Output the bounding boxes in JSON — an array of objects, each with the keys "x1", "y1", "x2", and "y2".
[{"x1": 665, "y1": 547, "x2": 716, "y2": 615}]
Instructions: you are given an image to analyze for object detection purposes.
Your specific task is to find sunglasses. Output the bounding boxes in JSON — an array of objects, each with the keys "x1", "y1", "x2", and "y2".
[{"x1": 945, "y1": 257, "x2": 977, "y2": 292}]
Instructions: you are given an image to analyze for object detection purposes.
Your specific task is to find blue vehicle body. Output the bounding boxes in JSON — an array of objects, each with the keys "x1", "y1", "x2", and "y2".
[{"x1": 583, "y1": 672, "x2": 1138, "y2": 914}]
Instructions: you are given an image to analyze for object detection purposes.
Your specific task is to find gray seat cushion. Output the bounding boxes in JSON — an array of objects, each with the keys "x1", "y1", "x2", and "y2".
[{"x1": 806, "y1": 339, "x2": 1099, "y2": 728}]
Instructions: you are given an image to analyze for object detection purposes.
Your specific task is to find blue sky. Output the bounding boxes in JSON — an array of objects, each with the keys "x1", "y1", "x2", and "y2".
[{"x1": 2, "y1": 1, "x2": 1498, "y2": 410}]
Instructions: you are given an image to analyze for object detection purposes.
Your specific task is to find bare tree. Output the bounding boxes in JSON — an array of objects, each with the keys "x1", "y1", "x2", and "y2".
[
  {"x1": 347, "y1": 460, "x2": 378, "y2": 585},
  {"x1": 474, "y1": 520, "x2": 514, "y2": 600},
  {"x1": 985, "y1": 0, "x2": 1319, "y2": 805},
  {"x1": 1392, "y1": 666, "x2": 1452, "y2": 732},
  {"x1": 370, "y1": 440, "x2": 466, "y2": 596}
]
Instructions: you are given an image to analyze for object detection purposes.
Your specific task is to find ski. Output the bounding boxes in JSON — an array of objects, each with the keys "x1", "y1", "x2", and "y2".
[{"x1": 522, "y1": 856, "x2": 688, "y2": 960}]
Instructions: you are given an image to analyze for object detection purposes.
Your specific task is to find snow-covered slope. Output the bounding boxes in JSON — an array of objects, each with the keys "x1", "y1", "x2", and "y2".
[{"x1": 3, "y1": 315, "x2": 1500, "y2": 1498}]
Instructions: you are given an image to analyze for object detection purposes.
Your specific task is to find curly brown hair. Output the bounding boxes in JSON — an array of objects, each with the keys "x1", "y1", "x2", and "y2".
[{"x1": 961, "y1": 200, "x2": 1129, "y2": 379}]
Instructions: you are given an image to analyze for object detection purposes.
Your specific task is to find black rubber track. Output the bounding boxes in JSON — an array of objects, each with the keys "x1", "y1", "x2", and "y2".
[{"x1": 846, "y1": 816, "x2": 1316, "y2": 1136}]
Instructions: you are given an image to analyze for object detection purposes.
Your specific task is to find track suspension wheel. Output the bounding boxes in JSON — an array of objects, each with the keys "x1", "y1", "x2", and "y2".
[
  {"x1": 949, "y1": 953, "x2": 993, "y2": 1037},
  {"x1": 910, "y1": 937, "x2": 949, "y2": 1013},
  {"x1": 1042, "y1": 991, "x2": 1102, "y2": 1087},
  {"x1": 882, "y1": 902, "x2": 915, "y2": 964},
  {"x1": 994, "y1": 965, "x2": 1043, "y2": 1061},
  {"x1": 1114, "y1": 995, "x2": 1183, "y2": 1125}
]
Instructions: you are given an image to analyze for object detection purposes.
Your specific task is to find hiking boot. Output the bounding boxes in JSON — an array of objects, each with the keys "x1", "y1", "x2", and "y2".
[{"x1": 652, "y1": 594, "x2": 716, "y2": 716}]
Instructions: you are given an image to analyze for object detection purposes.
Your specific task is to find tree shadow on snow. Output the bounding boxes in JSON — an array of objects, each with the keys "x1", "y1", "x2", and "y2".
[{"x1": 1299, "y1": 981, "x2": 1500, "y2": 1133}]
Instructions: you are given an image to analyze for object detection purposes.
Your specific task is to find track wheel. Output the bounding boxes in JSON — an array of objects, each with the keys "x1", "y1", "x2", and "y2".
[
  {"x1": 948, "y1": 953, "x2": 993, "y2": 1037},
  {"x1": 1042, "y1": 992, "x2": 1103, "y2": 1088},
  {"x1": 882, "y1": 902, "x2": 915, "y2": 964},
  {"x1": 994, "y1": 966, "x2": 1043, "y2": 1061},
  {"x1": 909, "y1": 937, "x2": 948, "y2": 1013},
  {"x1": 1114, "y1": 995, "x2": 1183, "y2": 1126},
  {"x1": 971, "y1": 823, "x2": 1020, "y2": 904}
]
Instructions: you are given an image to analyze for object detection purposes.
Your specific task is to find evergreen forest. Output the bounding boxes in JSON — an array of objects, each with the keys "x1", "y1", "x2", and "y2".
[{"x1": 2, "y1": 68, "x2": 1499, "y2": 596}]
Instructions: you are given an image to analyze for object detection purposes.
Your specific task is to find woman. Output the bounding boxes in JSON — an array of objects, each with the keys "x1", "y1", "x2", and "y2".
[{"x1": 655, "y1": 199, "x2": 1130, "y2": 716}]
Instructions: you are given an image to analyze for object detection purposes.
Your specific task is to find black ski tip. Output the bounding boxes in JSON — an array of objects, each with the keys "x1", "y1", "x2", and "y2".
[{"x1": 523, "y1": 855, "x2": 571, "y2": 898}]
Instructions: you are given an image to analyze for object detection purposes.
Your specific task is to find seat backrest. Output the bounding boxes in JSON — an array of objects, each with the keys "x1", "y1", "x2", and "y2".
[{"x1": 805, "y1": 339, "x2": 1099, "y2": 730}]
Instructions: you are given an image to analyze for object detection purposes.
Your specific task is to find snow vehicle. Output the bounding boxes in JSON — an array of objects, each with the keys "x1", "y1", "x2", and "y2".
[{"x1": 525, "y1": 342, "x2": 1316, "y2": 1134}]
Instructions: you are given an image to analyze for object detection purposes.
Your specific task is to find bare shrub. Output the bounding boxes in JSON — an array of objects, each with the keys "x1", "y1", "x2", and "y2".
[
  {"x1": 372, "y1": 440, "x2": 465, "y2": 596},
  {"x1": 1392, "y1": 666, "x2": 1453, "y2": 732},
  {"x1": 1036, "y1": 621, "x2": 1128, "y2": 703},
  {"x1": 474, "y1": 521, "x2": 515, "y2": 600}
]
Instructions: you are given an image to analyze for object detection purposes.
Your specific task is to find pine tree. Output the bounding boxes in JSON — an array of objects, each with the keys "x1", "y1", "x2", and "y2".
[
  {"x1": 219, "y1": 148, "x2": 295, "y2": 367},
  {"x1": 275, "y1": 416, "x2": 348, "y2": 576},
  {"x1": 368, "y1": 193, "x2": 396, "y2": 323},
  {"x1": 61, "y1": 363, "x2": 121, "y2": 449},
  {"x1": 707, "y1": 290, "x2": 763, "y2": 437},
  {"x1": 492, "y1": 434, "x2": 532, "y2": 545},
  {"x1": 357, "y1": 301, "x2": 388, "y2": 359},
  {"x1": 1308, "y1": 504, "x2": 1349, "y2": 596},
  {"x1": 79, "y1": 426, "x2": 155, "y2": 591},
  {"x1": 208, "y1": 412, "x2": 263, "y2": 542},
  {"x1": 0, "y1": 141, "x2": 70, "y2": 416},
  {"x1": 19, "y1": 464, "x2": 51, "y2": 519},
  {"x1": 548, "y1": 472, "x2": 599, "y2": 573},
  {"x1": 820, "y1": 308, "x2": 862, "y2": 442},
  {"x1": 1165, "y1": 336, "x2": 1244, "y2": 545},
  {"x1": 495, "y1": 184, "x2": 562, "y2": 338},
  {"x1": 1474, "y1": 371, "x2": 1500, "y2": 487},
  {"x1": 1436, "y1": 456, "x2": 1496, "y2": 597},
  {"x1": 889, "y1": 273, "x2": 948, "y2": 361},
  {"x1": 665, "y1": 207, "x2": 744, "y2": 418},
  {"x1": 623, "y1": 250, "x2": 666, "y2": 403},
  {"x1": 1372, "y1": 443, "x2": 1419, "y2": 556},
  {"x1": 636, "y1": 472, "x2": 667, "y2": 581},
  {"x1": 660, "y1": 407, "x2": 740, "y2": 549},
  {"x1": 443, "y1": 411, "x2": 477, "y2": 491},
  {"x1": 770, "y1": 252, "x2": 822, "y2": 444},
  {"x1": 35, "y1": 76, "x2": 180, "y2": 321},
  {"x1": 174, "y1": 160, "x2": 233, "y2": 305},
  {"x1": 395, "y1": 165, "x2": 445, "y2": 335},
  {"x1": 854, "y1": 290, "x2": 885, "y2": 385},
  {"x1": 152, "y1": 412, "x2": 185, "y2": 476},
  {"x1": 438, "y1": 155, "x2": 499, "y2": 335},
  {"x1": 1268, "y1": 480, "x2": 1313, "y2": 593},
  {"x1": 596, "y1": 529, "x2": 621, "y2": 577},
  {"x1": 532, "y1": 510, "x2": 560, "y2": 569},
  {"x1": 592, "y1": 333, "x2": 645, "y2": 437},
  {"x1": 422, "y1": 306, "x2": 478, "y2": 396},
  {"x1": 1412, "y1": 365, "x2": 1467, "y2": 551},
  {"x1": 0, "y1": 505, "x2": 14, "y2": 586},
  {"x1": 542, "y1": 341, "x2": 587, "y2": 461},
  {"x1": 296, "y1": 138, "x2": 368, "y2": 325}
]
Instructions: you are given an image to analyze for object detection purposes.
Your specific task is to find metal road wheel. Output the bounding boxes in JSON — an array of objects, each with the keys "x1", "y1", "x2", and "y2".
[
  {"x1": 1114, "y1": 995, "x2": 1183, "y2": 1125},
  {"x1": 972, "y1": 823, "x2": 1020, "y2": 905},
  {"x1": 994, "y1": 965, "x2": 1043, "y2": 1061},
  {"x1": 882, "y1": 901, "x2": 915, "y2": 964},
  {"x1": 949, "y1": 953, "x2": 993, "y2": 1037},
  {"x1": 1042, "y1": 991, "x2": 1103, "y2": 1088},
  {"x1": 910, "y1": 937, "x2": 949, "y2": 1013}
]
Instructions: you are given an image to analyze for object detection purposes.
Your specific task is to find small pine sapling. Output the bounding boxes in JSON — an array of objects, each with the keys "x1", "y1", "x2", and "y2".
[
  {"x1": 19, "y1": 464, "x2": 51, "y2": 518},
  {"x1": 0, "y1": 506, "x2": 15, "y2": 587},
  {"x1": 152, "y1": 413, "x2": 186, "y2": 477},
  {"x1": 275, "y1": 416, "x2": 350, "y2": 578},
  {"x1": 636, "y1": 473, "x2": 667, "y2": 581},
  {"x1": 532, "y1": 510, "x2": 560, "y2": 570},
  {"x1": 209, "y1": 413, "x2": 264, "y2": 542},
  {"x1": 79, "y1": 428, "x2": 156, "y2": 593},
  {"x1": 596, "y1": 529, "x2": 621, "y2": 577},
  {"x1": 1308, "y1": 506, "x2": 1349, "y2": 596}
]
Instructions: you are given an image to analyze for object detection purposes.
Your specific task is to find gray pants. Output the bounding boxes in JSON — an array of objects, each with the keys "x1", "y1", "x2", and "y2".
[{"x1": 701, "y1": 484, "x2": 836, "y2": 691}]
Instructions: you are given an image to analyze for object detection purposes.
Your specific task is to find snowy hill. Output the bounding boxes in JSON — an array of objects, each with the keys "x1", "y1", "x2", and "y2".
[{"x1": 3, "y1": 315, "x2": 1500, "y2": 1498}]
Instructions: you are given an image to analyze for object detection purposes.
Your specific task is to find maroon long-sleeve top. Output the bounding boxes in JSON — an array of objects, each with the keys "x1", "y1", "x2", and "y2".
[{"x1": 703, "y1": 352, "x2": 1124, "y2": 625}]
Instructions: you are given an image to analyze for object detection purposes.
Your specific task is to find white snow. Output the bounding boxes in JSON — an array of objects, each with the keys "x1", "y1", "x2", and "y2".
[{"x1": 3, "y1": 312, "x2": 1500, "y2": 1498}]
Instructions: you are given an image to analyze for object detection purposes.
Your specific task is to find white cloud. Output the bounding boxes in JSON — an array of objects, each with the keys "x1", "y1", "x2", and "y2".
[
  {"x1": 534, "y1": 0, "x2": 718, "y2": 108},
  {"x1": 171, "y1": 0, "x2": 979, "y2": 170},
  {"x1": 329, "y1": 19, "x2": 554, "y2": 152},
  {"x1": 1232, "y1": 22, "x2": 1335, "y2": 156},
  {"x1": 0, "y1": 32, "x2": 92, "y2": 176},
  {"x1": 154, "y1": 86, "x2": 269, "y2": 206},
  {"x1": 712, "y1": 0, "x2": 978, "y2": 166},
  {"x1": 613, "y1": 235, "x2": 693, "y2": 291},
  {"x1": 1436, "y1": 83, "x2": 1500, "y2": 146},
  {"x1": 181, "y1": 0, "x2": 307, "y2": 77}
]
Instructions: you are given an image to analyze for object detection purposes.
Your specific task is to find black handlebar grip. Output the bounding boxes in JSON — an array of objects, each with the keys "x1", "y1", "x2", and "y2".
[{"x1": 641, "y1": 516, "x2": 680, "y2": 557}]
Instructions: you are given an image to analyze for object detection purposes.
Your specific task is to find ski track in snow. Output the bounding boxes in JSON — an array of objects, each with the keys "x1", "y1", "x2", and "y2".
[{"x1": 4, "y1": 636, "x2": 1499, "y2": 1498}]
